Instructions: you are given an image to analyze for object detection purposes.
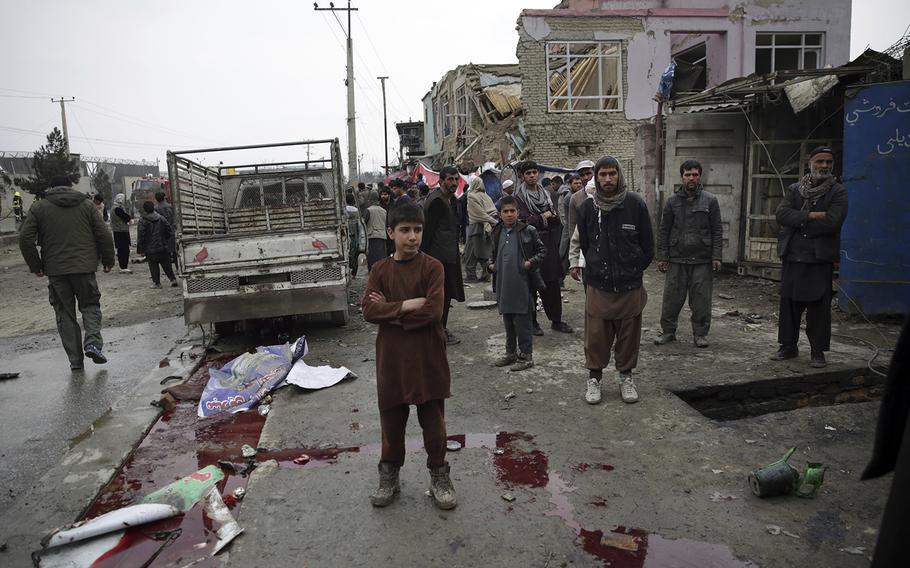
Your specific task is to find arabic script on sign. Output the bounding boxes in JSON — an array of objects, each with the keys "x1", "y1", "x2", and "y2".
[
  {"x1": 877, "y1": 128, "x2": 910, "y2": 155},
  {"x1": 845, "y1": 97, "x2": 910, "y2": 126}
]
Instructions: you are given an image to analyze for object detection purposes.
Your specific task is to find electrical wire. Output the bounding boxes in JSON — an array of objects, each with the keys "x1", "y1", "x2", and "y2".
[
  {"x1": 0, "y1": 93, "x2": 47, "y2": 100},
  {"x1": 725, "y1": 93, "x2": 787, "y2": 196},
  {"x1": 68, "y1": 106, "x2": 98, "y2": 156}
]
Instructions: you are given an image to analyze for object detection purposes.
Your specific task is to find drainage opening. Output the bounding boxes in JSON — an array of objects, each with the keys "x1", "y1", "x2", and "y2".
[{"x1": 673, "y1": 367, "x2": 885, "y2": 421}]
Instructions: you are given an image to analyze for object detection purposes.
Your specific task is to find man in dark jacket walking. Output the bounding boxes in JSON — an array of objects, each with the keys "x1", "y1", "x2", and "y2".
[
  {"x1": 138, "y1": 201, "x2": 177, "y2": 289},
  {"x1": 569, "y1": 156, "x2": 653, "y2": 405},
  {"x1": 19, "y1": 176, "x2": 115, "y2": 371},
  {"x1": 421, "y1": 166, "x2": 466, "y2": 344},
  {"x1": 655, "y1": 159, "x2": 723, "y2": 348},
  {"x1": 154, "y1": 191, "x2": 177, "y2": 269},
  {"x1": 772, "y1": 146, "x2": 848, "y2": 368}
]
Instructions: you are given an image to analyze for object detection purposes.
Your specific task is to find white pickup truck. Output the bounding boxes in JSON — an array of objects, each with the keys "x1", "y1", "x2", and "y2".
[{"x1": 167, "y1": 139, "x2": 350, "y2": 329}]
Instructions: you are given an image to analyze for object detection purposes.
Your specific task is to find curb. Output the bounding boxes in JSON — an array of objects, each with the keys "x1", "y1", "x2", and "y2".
[{"x1": 0, "y1": 328, "x2": 206, "y2": 565}]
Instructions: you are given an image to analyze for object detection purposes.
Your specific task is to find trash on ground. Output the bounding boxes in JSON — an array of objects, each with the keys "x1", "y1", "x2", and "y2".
[
  {"x1": 708, "y1": 491, "x2": 737, "y2": 502},
  {"x1": 782, "y1": 530, "x2": 800, "y2": 539},
  {"x1": 293, "y1": 454, "x2": 311, "y2": 465},
  {"x1": 258, "y1": 403, "x2": 271, "y2": 416},
  {"x1": 711, "y1": 469, "x2": 724, "y2": 474},
  {"x1": 466, "y1": 300, "x2": 497, "y2": 309},
  {"x1": 142, "y1": 465, "x2": 226, "y2": 511},
  {"x1": 203, "y1": 488, "x2": 244, "y2": 554},
  {"x1": 525, "y1": 388, "x2": 534, "y2": 394},
  {"x1": 748, "y1": 448, "x2": 826, "y2": 498},
  {"x1": 198, "y1": 337, "x2": 307, "y2": 418},
  {"x1": 599, "y1": 531, "x2": 640, "y2": 552},
  {"x1": 718, "y1": 293, "x2": 735, "y2": 299},
  {"x1": 42, "y1": 503, "x2": 181, "y2": 548},
  {"x1": 0, "y1": 372, "x2": 20, "y2": 380},
  {"x1": 232, "y1": 487, "x2": 246, "y2": 500},
  {"x1": 161, "y1": 382, "x2": 205, "y2": 401},
  {"x1": 501, "y1": 492, "x2": 516, "y2": 502},
  {"x1": 446, "y1": 440, "x2": 462, "y2": 451},
  {"x1": 493, "y1": 448, "x2": 505, "y2": 455},
  {"x1": 504, "y1": 391, "x2": 516, "y2": 400},
  {"x1": 198, "y1": 336, "x2": 352, "y2": 418},
  {"x1": 796, "y1": 462, "x2": 827, "y2": 498},
  {"x1": 839, "y1": 546, "x2": 866, "y2": 555},
  {"x1": 217, "y1": 460, "x2": 250, "y2": 475},
  {"x1": 154, "y1": 392, "x2": 178, "y2": 412},
  {"x1": 241, "y1": 444, "x2": 257, "y2": 459},
  {"x1": 749, "y1": 448, "x2": 800, "y2": 498},
  {"x1": 824, "y1": 425, "x2": 837, "y2": 431},
  {"x1": 766, "y1": 525, "x2": 782, "y2": 535},
  {"x1": 158, "y1": 357, "x2": 170, "y2": 368}
]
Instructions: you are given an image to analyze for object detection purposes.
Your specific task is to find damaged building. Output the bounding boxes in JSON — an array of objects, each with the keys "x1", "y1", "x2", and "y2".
[
  {"x1": 421, "y1": 63, "x2": 524, "y2": 170},
  {"x1": 515, "y1": 0, "x2": 852, "y2": 223}
]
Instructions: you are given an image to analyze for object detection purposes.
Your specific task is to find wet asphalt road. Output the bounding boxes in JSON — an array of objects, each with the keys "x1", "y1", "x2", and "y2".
[{"x1": 0, "y1": 316, "x2": 186, "y2": 512}]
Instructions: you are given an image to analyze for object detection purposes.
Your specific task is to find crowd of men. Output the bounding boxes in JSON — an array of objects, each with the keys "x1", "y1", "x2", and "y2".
[{"x1": 346, "y1": 146, "x2": 847, "y2": 405}]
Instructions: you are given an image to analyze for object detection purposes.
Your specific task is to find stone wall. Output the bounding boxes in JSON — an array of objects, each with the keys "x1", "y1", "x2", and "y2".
[{"x1": 517, "y1": 13, "x2": 649, "y2": 195}]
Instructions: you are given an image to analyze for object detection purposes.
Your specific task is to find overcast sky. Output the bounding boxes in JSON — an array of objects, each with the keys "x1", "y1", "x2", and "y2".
[{"x1": 1, "y1": 0, "x2": 907, "y2": 173}]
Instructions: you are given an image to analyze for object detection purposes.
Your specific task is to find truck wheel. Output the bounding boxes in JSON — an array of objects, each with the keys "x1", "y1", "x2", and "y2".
[{"x1": 329, "y1": 310, "x2": 349, "y2": 326}]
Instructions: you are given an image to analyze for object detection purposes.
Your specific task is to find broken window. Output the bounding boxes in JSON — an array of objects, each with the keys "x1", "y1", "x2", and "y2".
[
  {"x1": 442, "y1": 94, "x2": 451, "y2": 136},
  {"x1": 546, "y1": 41, "x2": 623, "y2": 112},
  {"x1": 755, "y1": 33, "x2": 823, "y2": 75},
  {"x1": 673, "y1": 42, "x2": 707, "y2": 93}
]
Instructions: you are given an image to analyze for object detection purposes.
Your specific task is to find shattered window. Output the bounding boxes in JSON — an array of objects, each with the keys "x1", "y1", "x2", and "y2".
[
  {"x1": 442, "y1": 94, "x2": 451, "y2": 136},
  {"x1": 546, "y1": 41, "x2": 623, "y2": 112},
  {"x1": 755, "y1": 33, "x2": 824, "y2": 74}
]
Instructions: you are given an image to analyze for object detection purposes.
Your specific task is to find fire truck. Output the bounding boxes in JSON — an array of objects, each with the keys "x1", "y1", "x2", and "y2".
[{"x1": 129, "y1": 176, "x2": 171, "y2": 216}]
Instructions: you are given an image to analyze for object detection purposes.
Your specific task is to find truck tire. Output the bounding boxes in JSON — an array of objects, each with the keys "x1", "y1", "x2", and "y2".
[{"x1": 329, "y1": 310, "x2": 349, "y2": 326}]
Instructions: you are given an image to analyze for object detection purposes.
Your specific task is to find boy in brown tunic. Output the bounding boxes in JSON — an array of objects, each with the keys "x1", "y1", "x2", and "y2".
[{"x1": 362, "y1": 203, "x2": 457, "y2": 510}]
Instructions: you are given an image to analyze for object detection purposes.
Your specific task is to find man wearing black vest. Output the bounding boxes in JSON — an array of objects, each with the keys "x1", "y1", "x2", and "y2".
[{"x1": 421, "y1": 166, "x2": 466, "y2": 345}]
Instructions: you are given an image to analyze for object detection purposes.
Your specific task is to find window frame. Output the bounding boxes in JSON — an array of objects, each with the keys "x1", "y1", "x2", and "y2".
[
  {"x1": 441, "y1": 94, "x2": 451, "y2": 137},
  {"x1": 754, "y1": 32, "x2": 825, "y2": 74},
  {"x1": 545, "y1": 40, "x2": 624, "y2": 113}
]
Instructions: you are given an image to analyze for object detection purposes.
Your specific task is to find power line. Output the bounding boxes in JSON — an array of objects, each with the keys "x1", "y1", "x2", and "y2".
[
  {"x1": 68, "y1": 106, "x2": 98, "y2": 156},
  {"x1": 0, "y1": 124, "x2": 195, "y2": 149},
  {"x1": 0, "y1": 93, "x2": 47, "y2": 100}
]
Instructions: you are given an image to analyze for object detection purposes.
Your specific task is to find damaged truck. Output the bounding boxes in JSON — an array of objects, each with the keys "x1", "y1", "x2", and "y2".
[{"x1": 167, "y1": 139, "x2": 350, "y2": 330}]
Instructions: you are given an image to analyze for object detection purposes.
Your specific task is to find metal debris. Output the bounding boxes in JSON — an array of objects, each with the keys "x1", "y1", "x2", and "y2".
[{"x1": 839, "y1": 547, "x2": 866, "y2": 555}]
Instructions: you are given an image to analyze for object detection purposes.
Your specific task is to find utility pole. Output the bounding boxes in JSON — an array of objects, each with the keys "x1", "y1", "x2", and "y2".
[
  {"x1": 377, "y1": 76, "x2": 389, "y2": 173},
  {"x1": 51, "y1": 97, "x2": 75, "y2": 154},
  {"x1": 315, "y1": 1, "x2": 359, "y2": 185}
]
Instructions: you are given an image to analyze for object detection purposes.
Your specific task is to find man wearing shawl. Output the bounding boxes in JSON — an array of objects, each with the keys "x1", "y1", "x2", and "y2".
[
  {"x1": 569, "y1": 157, "x2": 653, "y2": 405},
  {"x1": 772, "y1": 147, "x2": 848, "y2": 368},
  {"x1": 514, "y1": 161, "x2": 573, "y2": 335}
]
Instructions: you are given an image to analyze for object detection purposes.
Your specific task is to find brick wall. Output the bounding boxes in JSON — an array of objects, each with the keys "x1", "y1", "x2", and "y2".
[{"x1": 517, "y1": 14, "x2": 649, "y2": 191}]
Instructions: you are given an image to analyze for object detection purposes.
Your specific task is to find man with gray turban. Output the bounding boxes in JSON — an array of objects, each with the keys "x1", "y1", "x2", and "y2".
[{"x1": 569, "y1": 157, "x2": 653, "y2": 404}]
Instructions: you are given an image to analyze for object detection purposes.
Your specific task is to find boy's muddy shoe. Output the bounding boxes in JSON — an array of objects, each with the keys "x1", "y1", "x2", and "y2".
[
  {"x1": 494, "y1": 353, "x2": 518, "y2": 367},
  {"x1": 509, "y1": 355, "x2": 534, "y2": 372},
  {"x1": 370, "y1": 462, "x2": 400, "y2": 507},
  {"x1": 428, "y1": 463, "x2": 457, "y2": 510}
]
